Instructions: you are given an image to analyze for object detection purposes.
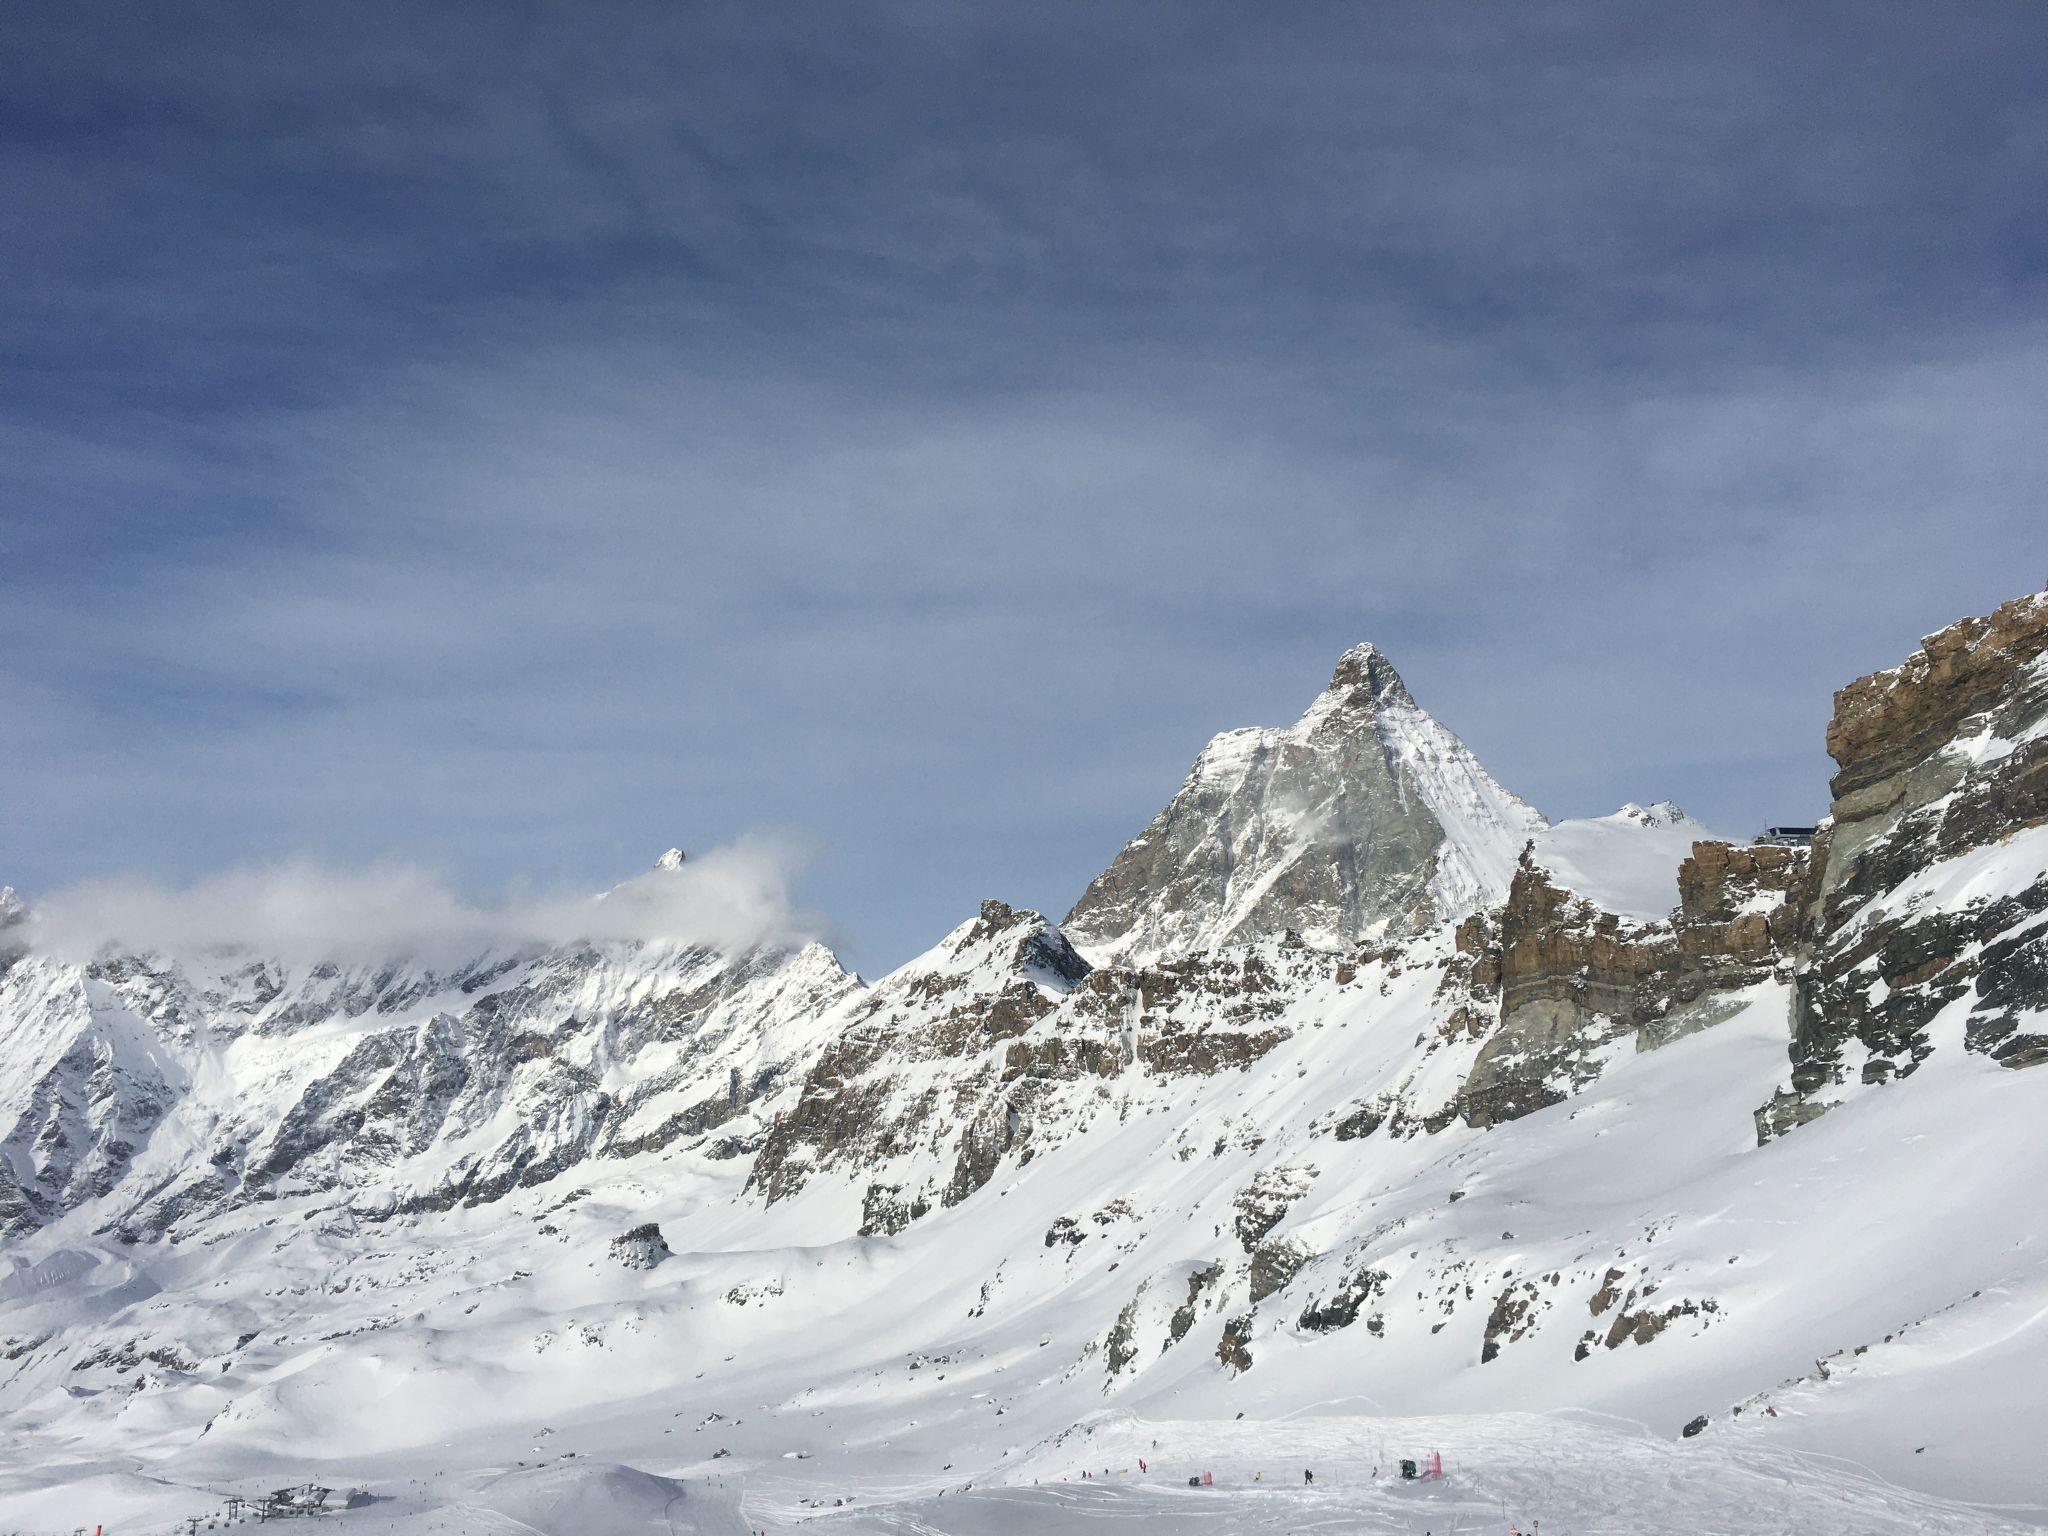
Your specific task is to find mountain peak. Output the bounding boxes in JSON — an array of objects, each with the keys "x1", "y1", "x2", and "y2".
[
  {"x1": 652, "y1": 848, "x2": 687, "y2": 872},
  {"x1": 1065, "y1": 640, "x2": 1542, "y2": 964},
  {"x1": 1324, "y1": 641, "x2": 1413, "y2": 708},
  {"x1": 1614, "y1": 800, "x2": 1688, "y2": 828}
]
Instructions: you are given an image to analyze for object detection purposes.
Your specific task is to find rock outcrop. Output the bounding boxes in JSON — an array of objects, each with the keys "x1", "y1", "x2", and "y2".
[
  {"x1": 1461, "y1": 839, "x2": 1807, "y2": 1128},
  {"x1": 609, "y1": 1222, "x2": 671, "y2": 1269},
  {"x1": 1758, "y1": 590, "x2": 2048, "y2": 1138}
]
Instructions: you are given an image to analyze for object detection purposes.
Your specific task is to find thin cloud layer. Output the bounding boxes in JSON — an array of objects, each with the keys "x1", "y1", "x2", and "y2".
[
  {"x1": 19, "y1": 837, "x2": 819, "y2": 966},
  {"x1": 3, "y1": 6, "x2": 2045, "y2": 967}
]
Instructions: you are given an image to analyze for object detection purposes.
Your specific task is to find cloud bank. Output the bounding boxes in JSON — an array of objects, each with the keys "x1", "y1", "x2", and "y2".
[{"x1": 17, "y1": 837, "x2": 819, "y2": 967}]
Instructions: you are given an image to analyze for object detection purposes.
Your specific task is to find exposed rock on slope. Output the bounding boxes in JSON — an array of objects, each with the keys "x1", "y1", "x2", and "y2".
[
  {"x1": 1461, "y1": 835, "x2": 1807, "y2": 1129},
  {"x1": 609, "y1": 1222, "x2": 671, "y2": 1269},
  {"x1": 0, "y1": 963, "x2": 183, "y2": 1237},
  {"x1": 1759, "y1": 590, "x2": 2048, "y2": 1138},
  {"x1": 0, "y1": 932, "x2": 860, "y2": 1240},
  {"x1": 749, "y1": 900, "x2": 1097, "y2": 1224},
  {"x1": 1063, "y1": 643, "x2": 1545, "y2": 965},
  {"x1": 748, "y1": 905, "x2": 1334, "y2": 1235}
]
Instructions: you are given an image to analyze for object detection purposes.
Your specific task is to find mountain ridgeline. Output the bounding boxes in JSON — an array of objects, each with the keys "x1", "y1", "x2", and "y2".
[{"x1": 3, "y1": 590, "x2": 2047, "y2": 1518}]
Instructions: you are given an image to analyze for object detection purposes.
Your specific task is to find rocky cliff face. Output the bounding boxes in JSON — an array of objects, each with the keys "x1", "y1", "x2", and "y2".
[
  {"x1": 1063, "y1": 643, "x2": 1545, "y2": 966},
  {"x1": 1757, "y1": 590, "x2": 2048, "y2": 1139},
  {"x1": 1459, "y1": 835, "x2": 1806, "y2": 1129}
]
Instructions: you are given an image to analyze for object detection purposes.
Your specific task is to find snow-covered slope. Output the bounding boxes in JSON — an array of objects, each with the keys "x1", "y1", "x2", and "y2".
[
  {"x1": 1531, "y1": 800, "x2": 1721, "y2": 921},
  {"x1": 1064, "y1": 643, "x2": 1545, "y2": 965},
  {"x1": 0, "y1": 903, "x2": 861, "y2": 1243},
  {"x1": 2, "y1": 597, "x2": 2046, "y2": 1534}
]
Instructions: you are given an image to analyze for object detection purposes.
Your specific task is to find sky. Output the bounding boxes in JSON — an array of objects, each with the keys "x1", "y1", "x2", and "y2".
[{"x1": 3, "y1": 3, "x2": 2046, "y2": 971}]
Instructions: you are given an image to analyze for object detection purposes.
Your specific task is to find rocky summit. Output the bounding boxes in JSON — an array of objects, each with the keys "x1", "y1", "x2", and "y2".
[
  {"x1": 1063, "y1": 642, "x2": 1546, "y2": 965},
  {"x1": 3, "y1": 595, "x2": 2048, "y2": 1532}
]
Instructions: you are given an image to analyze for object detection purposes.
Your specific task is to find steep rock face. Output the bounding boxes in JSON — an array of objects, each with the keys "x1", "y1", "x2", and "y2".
[
  {"x1": 1758, "y1": 590, "x2": 2048, "y2": 1139},
  {"x1": 1063, "y1": 643, "x2": 1544, "y2": 966},
  {"x1": 1462, "y1": 838, "x2": 1807, "y2": 1128}
]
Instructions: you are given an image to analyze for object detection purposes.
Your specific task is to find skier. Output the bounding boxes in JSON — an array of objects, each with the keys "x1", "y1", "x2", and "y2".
[{"x1": 1303, "y1": 1469, "x2": 1315, "y2": 1485}]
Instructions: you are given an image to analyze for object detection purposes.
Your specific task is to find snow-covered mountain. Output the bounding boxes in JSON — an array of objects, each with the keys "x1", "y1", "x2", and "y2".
[
  {"x1": 1064, "y1": 642, "x2": 1546, "y2": 965},
  {"x1": 2, "y1": 597, "x2": 2046, "y2": 1535},
  {"x1": 0, "y1": 926, "x2": 860, "y2": 1242}
]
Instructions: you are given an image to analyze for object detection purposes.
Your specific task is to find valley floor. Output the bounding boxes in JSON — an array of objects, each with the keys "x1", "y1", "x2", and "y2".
[{"x1": 1, "y1": 1410, "x2": 2039, "y2": 1535}]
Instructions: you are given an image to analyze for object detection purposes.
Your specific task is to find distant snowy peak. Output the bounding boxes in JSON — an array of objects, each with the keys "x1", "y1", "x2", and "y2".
[
  {"x1": 0, "y1": 888, "x2": 24, "y2": 961},
  {"x1": 1615, "y1": 799, "x2": 1688, "y2": 827},
  {"x1": 891, "y1": 899, "x2": 1090, "y2": 1003},
  {"x1": 652, "y1": 847, "x2": 687, "y2": 871},
  {"x1": 1063, "y1": 642, "x2": 1545, "y2": 965},
  {"x1": 1530, "y1": 803, "x2": 1717, "y2": 921}
]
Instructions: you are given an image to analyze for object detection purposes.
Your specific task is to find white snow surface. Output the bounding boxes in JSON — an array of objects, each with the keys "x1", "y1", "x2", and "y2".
[
  {"x1": 1529, "y1": 802, "x2": 1721, "y2": 921},
  {"x1": 1374, "y1": 691, "x2": 1549, "y2": 923},
  {"x1": 1, "y1": 919, "x2": 2044, "y2": 1531}
]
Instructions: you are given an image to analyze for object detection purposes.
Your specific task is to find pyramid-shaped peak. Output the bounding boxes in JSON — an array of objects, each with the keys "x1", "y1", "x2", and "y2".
[
  {"x1": 652, "y1": 848, "x2": 687, "y2": 872},
  {"x1": 1324, "y1": 642, "x2": 1414, "y2": 709},
  {"x1": 1065, "y1": 636, "x2": 1541, "y2": 965}
]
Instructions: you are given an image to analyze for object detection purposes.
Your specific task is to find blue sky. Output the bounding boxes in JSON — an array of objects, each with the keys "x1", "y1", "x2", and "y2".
[{"x1": 4, "y1": 4, "x2": 2047, "y2": 969}]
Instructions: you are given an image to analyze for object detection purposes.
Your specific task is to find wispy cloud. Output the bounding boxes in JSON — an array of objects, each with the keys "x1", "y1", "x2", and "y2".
[
  {"x1": 4, "y1": 5, "x2": 2046, "y2": 966},
  {"x1": 18, "y1": 837, "x2": 819, "y2": 966}
]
